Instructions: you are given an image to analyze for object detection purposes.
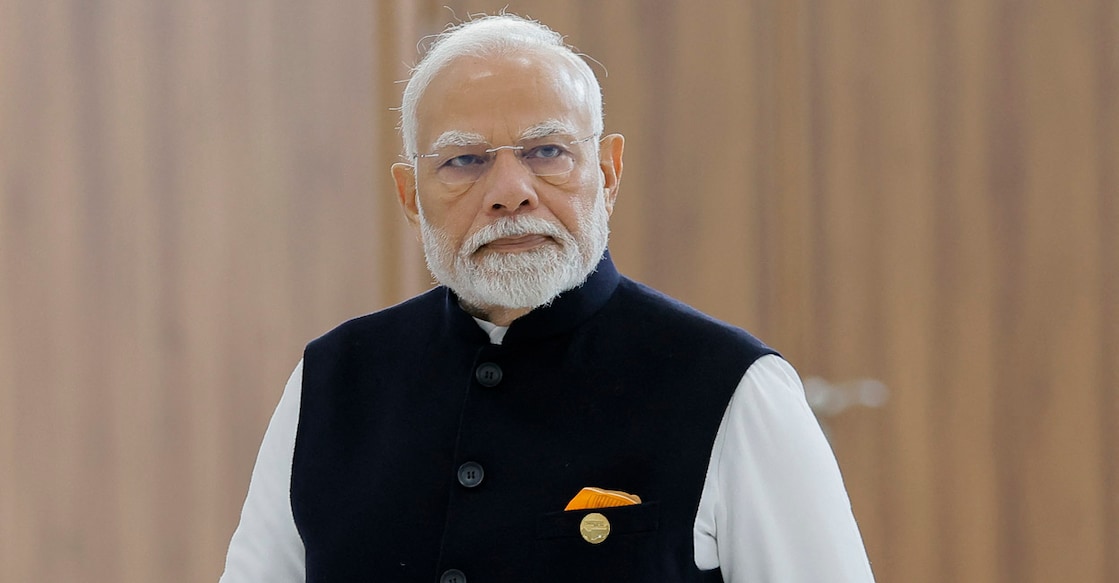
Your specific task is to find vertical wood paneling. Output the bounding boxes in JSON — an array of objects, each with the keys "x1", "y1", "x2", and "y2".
[
  {"x1": 1, "y1": 1, "x2": 382, "y2": 581},
  {"x1": 1014, "y1": 3, "x2": 1108, "y2": 579},
  {"x1": 0, "y1": 0, "x2": 15, "y2": 571},
  {"x1": 1, "y1": 1, "x2": 1115, "y2": 582},
  {"x1": 988, "y1": 3, "x2": 1034, "y2": 578},
  {"x1": 879, "y1": 0, "x2": 939, "y2": 574},
  {"x1": 1097, "y1": 4, "x2": 1119, "y2": 579},
  {"x1": 373, "y1": 0, "x2": 429, "y2": 303},
  {"x1": 931, "y1": 1, "x2": 1001, "y2": 580},
  {"x1": 770, "y1": 0, "x2": 816, "y2": 359},
  {"x1": 574, "y1": 1, "x2": 653, "y2": 277},
  {"x1": 808, "y1": 0, "x2": 894, "y2": 570}
]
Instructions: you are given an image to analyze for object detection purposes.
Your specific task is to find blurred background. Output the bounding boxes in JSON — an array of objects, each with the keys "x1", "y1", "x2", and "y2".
[{"x1": 1, "y1": 0, "x2": 1115, "y2": 581}]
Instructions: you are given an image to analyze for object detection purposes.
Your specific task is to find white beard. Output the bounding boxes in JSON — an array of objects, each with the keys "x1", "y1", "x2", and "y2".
[{"x1": 418, "y1": 193, "x2": 610, "y2": 312}]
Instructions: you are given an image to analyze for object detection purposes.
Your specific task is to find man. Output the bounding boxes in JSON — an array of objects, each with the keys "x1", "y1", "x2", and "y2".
[{"x1": 220, "y1": 14, "x2": 874, "y2": 583}]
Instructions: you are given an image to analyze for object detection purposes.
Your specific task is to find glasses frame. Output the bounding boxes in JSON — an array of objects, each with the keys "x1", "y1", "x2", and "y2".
[{"x1": 411, "y1": 133, "x2": 600, "y2": 186}]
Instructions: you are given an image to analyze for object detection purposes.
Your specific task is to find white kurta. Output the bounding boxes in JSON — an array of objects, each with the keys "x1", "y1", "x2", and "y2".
[{"x1": 220, "y1": 323, "x2": 875, "y2": 582}]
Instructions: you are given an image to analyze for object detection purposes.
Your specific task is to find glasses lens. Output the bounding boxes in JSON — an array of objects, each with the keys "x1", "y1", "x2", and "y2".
[
  {"x1": 427, "y1": 147, "x2": 489, "y2": 185},
  {"x1": 521, "y1": 144, "x2": 576, "y2": 177}
]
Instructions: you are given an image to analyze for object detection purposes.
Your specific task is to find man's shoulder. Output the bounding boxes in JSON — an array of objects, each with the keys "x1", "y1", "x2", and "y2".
[
  {"x1": 306, "y1": 286, "x2": 445, "y2": 353},
  {"x1": 609, "y1": 276, "x2": 775, "y2": 355}
]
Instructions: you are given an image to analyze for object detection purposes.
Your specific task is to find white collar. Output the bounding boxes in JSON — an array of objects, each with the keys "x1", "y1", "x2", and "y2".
[{"x1": 472, "y1": 317, "x2": 509, "y2": 345}]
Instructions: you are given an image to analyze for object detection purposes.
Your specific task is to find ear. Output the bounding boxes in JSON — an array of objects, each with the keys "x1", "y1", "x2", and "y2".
[
  {"x1": 391, "y1": 162, "x2": 421, "y2": 235},
  {"x1": 598, "y1": 133, "x2": 624, "y2": 216}
]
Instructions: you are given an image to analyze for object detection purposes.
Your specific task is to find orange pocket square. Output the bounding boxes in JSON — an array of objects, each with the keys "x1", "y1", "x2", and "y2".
[{"x1": 564, "y1": 487, "x2": 642, "y2": 511}]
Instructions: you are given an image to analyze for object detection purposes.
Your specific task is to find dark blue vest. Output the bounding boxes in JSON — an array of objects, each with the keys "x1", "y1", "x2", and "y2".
[{"x1": 292, "y1": 253, "x2": 775, "y2": 582}]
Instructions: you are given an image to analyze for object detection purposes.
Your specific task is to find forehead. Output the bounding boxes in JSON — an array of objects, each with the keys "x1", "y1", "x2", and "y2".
[{"x1": 416, "y1": 52, "x2": 594, "y2": 148}]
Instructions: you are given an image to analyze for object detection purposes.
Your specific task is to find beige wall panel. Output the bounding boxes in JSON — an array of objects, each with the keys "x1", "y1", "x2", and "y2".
[
  {"x1": 769, "y1": 0, "x2": 816, "y2": 359},
  {"x1": 876, "y1": 0, "x2": 939, "y2": 577},
  {"x1": 931, "y1": 1, "x2": 1001, "y2": 580},
  {"x1": 575, "y1": 1, "x2": 654, "y2": 282},
  {"x1": 1, "y1": 1, "x2": 380, "y2": 580},
  {"x1": 1009, "y1": 3, "x2": 1107, "y2": 579},
  {"x1": 374, "y1": 1, "x2": 432, "y2": 302},
  {"x1": 808, "y1": 1, "x2": 894, "y2": 570},
  {"x1": 675, "y1": 2, "x2": 766, "y2": 329},
  {"x1": 1104, "y1": 1, "x2": 1119, "y2": 575}
]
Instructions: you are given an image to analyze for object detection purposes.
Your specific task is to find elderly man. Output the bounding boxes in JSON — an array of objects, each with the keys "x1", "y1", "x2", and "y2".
[{"x1": 220, "y1": 14, "x2": 874, "y2": 583}]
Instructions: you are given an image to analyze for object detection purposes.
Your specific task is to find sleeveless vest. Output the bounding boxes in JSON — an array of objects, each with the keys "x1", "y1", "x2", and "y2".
[{"x1": 292, "y1": 253, "x2": 775, "y2": 582}]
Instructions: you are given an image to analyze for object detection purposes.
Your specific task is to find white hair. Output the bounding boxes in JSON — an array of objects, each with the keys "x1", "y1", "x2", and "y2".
[{"x1": 399, "y1": 14, "x2": 605, "y2": 158}]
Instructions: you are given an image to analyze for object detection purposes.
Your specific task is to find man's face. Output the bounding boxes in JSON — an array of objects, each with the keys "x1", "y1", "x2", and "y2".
[{"x1": 393, "y1": 52, "x2": 624, "y2": 316}]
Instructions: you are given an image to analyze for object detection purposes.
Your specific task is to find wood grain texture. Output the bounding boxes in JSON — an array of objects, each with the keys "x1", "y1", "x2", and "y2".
[{"x1": 0, "y1": 1, "x2": 1115, "y2": 581}]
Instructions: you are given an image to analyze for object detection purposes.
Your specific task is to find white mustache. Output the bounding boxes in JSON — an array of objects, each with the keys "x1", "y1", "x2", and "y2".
[{"x1": 463, "y1": 217, "x2": 570, "y2": 255}]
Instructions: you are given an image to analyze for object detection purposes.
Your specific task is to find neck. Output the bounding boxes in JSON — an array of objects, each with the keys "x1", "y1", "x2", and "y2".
[{"x1": 459, "y1": 301, "x2": 533, "y2": 327}]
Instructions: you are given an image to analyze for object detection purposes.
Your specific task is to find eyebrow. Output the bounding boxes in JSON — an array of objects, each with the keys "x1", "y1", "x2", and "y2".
[
  {"x1": 429, "y1": 130, "x2": 488, "y2": 150},
  {"x1": 427, "y1": 121, "x2": 580, "y2": 151},
  {"x1": 519, "y1": 120, "x2": 578, "y2": 141}
]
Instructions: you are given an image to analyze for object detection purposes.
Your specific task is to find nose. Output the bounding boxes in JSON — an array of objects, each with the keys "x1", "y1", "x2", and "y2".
[{"x1": 480, "y1": 148, "x2": 539, "y2": 214}]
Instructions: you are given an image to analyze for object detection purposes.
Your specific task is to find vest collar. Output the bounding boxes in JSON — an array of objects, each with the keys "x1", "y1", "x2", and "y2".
[{"x1": 441, "y1": 250, "x2": 621, "y2": 346}]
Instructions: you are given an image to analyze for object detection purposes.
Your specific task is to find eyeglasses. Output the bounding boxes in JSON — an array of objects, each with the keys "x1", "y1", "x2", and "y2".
[{"x1": 413, "y1": 134, "x2": 599, "y2": 186}]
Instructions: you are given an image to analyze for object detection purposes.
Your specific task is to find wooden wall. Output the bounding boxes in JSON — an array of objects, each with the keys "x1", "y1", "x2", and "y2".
[{"x1": 0, "y1": 1, "x2": 1114, "y2": 581}]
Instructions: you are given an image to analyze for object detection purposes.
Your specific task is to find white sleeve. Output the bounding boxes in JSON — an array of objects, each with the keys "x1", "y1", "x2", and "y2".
[
  {"x1": 693, "y1": 354, "x2": 875, "y2": 582},
  {"x1": 219, "y1": 361, "x2": 306, "y2": 583}
]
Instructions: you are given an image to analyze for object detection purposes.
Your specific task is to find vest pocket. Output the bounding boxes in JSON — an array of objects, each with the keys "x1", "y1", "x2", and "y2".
[{"x1": 533, "y1": 502, "x2": 661, "y2": 580}]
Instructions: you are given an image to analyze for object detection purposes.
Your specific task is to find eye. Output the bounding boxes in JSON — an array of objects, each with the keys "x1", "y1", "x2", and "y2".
[
  {"x1": 524, "y1": 144, "x2": 566, "y2": 159},
  {"x1": 444, "y1": 154, "x2": 486, "y2": 168}
]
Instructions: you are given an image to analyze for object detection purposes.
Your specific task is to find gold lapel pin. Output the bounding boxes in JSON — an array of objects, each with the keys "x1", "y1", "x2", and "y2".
[{"x1": 579, "y1": 512, "x2": 611, "y2": 544}]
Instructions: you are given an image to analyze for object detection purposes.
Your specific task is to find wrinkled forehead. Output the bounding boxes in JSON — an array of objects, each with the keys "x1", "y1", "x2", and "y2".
[{"x1": 415, "y1": 52, "x2": 595, "y2": 151}]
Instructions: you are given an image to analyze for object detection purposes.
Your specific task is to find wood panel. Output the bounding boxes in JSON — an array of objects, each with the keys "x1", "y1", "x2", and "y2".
[
  {"x1": 0, "y1": 1, "x2": 1115, "y2": 581},
  {"x1": 926, "y1": 2, "x2": 1002, "y2": 579},
  {"x1": 1100, "y1": 5, "x2": 1119, "y2": 580},
  {"x1": 0, "y1": 1, "x2": 385, "y2": 581}
]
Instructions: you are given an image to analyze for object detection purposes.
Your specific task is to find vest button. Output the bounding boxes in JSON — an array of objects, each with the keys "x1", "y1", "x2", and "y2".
[
  {"x1": 457, "y1": 461, "x2": 484, "y2": 488},
  {"x1": 475, "y1": 362, "x2": 503, "y2": 387},
  {"x1": 440, "y1": 568, "x2": 466, "y2": 583}
]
